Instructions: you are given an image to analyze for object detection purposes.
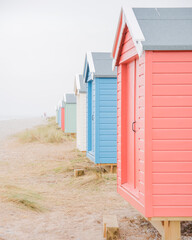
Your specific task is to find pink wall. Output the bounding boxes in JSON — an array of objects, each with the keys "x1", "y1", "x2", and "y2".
[
  {"x1": 115, "y1": 21, "x2": 192, "y2": 218},
  {"x1": 147, "y1": 51, "x2": 192, "y2": 217},
  {"x1": 61, "y1": 108, "x2": 65, "y2": 131}
]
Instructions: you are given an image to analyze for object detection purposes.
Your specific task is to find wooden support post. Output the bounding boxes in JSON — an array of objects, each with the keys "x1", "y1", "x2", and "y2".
[
  {"x1": 74, "y1": 169, "x2": 84, "y2": 177},
  {"x1": 150, "y1": 220, "x2": 181, "y2": 240},
  {"x1": 163, "y1": 221, "x2": 181, "y2": 240},
  {"x1": 103, "y1": 215, "x2": 120, "y2": 240}
]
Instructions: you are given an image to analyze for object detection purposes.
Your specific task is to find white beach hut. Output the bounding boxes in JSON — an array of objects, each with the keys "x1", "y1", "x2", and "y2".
[{"x1": 74, "y1": 74, "x2": 87, "y2": 151}]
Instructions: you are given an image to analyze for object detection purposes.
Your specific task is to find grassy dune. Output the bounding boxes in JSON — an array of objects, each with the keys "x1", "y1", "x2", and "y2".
[{"x1": 17, "y1": 117, "x2": 75, "y2": 144}]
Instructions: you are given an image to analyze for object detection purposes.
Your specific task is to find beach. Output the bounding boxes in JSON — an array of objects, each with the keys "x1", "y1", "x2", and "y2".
[
  {"x1": 0, "y1": 117, "x2": 45, "y2": 141},
  {"x1": 0, "y1": 120, "x2": 191, "y2": 240}
]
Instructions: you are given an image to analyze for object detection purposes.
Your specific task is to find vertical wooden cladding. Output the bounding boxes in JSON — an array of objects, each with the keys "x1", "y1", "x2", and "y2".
[
  {"x1": 151, "y1": 51, "x2": 192, "y2": 216},
  {"x1": 117, "y1": 24, "x2": 145, "y2": 214},
  {"x1": 117, "y1": 66, "x2": 121, "y2": 187}
]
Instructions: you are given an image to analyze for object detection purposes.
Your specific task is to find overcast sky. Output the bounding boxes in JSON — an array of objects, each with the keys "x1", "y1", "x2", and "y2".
[{"x1": 0, "y1": 0, "x2": 191, "y2": 118}]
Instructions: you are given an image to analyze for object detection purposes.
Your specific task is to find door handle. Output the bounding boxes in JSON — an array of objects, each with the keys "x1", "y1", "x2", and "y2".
[{"x1": 132, "y1": 121, "x2": 136, "y2": 133}]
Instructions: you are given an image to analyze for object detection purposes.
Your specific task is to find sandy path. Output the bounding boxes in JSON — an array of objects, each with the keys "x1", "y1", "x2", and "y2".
[{"x1": 0, "y1": 128, "x2": 191, "y2": 239}]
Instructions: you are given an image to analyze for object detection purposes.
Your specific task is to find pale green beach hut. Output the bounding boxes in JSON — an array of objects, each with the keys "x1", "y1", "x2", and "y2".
[{"x1": 63, "y1": 93, "x2": 76, "y2": 133}]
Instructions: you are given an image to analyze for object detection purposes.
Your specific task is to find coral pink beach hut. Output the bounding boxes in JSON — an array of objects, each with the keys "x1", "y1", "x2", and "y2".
[{"x1": 112, "y1": 6, "x2": 192, "y2": 238}]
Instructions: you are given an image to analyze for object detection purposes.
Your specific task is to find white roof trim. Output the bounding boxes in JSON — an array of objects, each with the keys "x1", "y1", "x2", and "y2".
[
  {"x1": 123, "y1": 6, "x2": 145, "y2": 42},
  {"x1": 58, "y1": 100, "x2": 63, "y2": 108},
  {"x1": 87, "y1": 52, "x2": 95, "y2": 73},
  {"x1": 112, "y1": 8, "x2": 123, "y2": 56},
  {"x1": 112, "y1": 18, "x2": 126, "y2": 70},
  {"x1": 74, "y1": 74, "x2": 80, "y2": 94},
  {"x1": 76, "y1": 74, "x2": 80, "y2": 90},
  {"x1": 63, "y1": 94, "x2": 66, "y2": 103},
  {"x1": 112, "y1": 6, "x2": 145, "y2": 69}
]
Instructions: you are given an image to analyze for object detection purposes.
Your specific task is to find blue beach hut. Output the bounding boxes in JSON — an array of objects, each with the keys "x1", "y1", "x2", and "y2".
[
  {"x1": 58, "y1": 99, "x2": 64, "y2": 128},
  {"x1": 83, "y1": 52, "x2": 117, "y2": 165}
]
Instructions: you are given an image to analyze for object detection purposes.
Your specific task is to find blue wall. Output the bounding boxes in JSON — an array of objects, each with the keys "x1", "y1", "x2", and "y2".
[
  {"x1": 58, "y1": 107, "x2": 61, "y2": 128},
  {"x1": 86, "y1": 77, "x2": 117, "y2": 164}
]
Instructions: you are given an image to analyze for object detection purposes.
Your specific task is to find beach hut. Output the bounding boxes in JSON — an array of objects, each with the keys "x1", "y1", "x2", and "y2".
[
  {"x1": 112, "y1": 6, "x2": 192, "y2": 238},
  {"x1": 57, "y1": 100, "x2": 64, "y2": 128},
  {"x1": 83, "y1": 52, "x2": 117, "y2": 167},
  {"x1": 58, "y1": 101, "x2": 62, "y2": 128},
  {"x1": 74, "y1": 74, "x2": 87, "y2": 151},
  {"x1": 63, "y1": 93, "x2": 76, "y2": 133},
  {"x1": 55, "y1": 106, "x2": 59, "y2": 124},
  {"x1": 61, "y1": 101, "x2": 65, "y2": 131}
]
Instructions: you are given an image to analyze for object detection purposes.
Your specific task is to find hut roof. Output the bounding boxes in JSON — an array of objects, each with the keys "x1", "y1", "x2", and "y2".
[
  {"x1": 74, "y1": 74, "x2": 86, "y2": 94},
  {"x1": 64, "y1": 93, "x2": 76, "y2": 104},
  {"x1": 113, "y1": 7, "x2": 192, "y2": 67}
]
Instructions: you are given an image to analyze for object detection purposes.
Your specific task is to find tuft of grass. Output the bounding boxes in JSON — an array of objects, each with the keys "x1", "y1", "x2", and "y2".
[
  {"x1": 17, "y1": 118, "x2": 74, "y2": 144},
  {"x1": 2, "y1": 185, "x2": 44, "y2": 212}
]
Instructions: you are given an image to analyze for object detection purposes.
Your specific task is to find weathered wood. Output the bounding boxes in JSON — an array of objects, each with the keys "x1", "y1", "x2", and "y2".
[
  {"x1": 103, "y1": 215, "x2": 120, "y2": 240},
  {"x1": 74, "y1": 169, "x2": 84, "y2": 177},
  {"x1": 150, "y1": 220, "x2": 181, "y2": 240},
  {"x1": 97, "y1": 164, "x2": 117, "y2": 174}
]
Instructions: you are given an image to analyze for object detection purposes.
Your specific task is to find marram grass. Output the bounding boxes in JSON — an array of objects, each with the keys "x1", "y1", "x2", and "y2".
[{"x1": 17, "y1": 117, "x2": 74, "y2": 144}]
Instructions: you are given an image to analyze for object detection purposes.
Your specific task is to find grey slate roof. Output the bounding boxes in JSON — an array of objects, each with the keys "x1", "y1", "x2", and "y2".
[
  {"x1": 79, "y1": 75, "x2": 86, "y2": 93},
  {"x1": 92, "y1": 52, "x2": 117, "y2": 77},
  {"x1": 133, "y1": 8, "x2": 192, "y2": 50},
  {"x1": 65, "y1": 93, "x2": 76, "y2": 104}
]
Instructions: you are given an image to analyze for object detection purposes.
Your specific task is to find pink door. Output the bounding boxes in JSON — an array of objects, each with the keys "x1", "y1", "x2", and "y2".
[{"x1": 123, "y1": 60, "x2": 139, "y2": 196}]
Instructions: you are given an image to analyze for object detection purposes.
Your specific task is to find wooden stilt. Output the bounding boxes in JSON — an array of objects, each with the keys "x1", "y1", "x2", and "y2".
[
  {"x1": 96, "y1": 164, "x2": 117, "y2": 173},
  {"x1": 103, "y1": 215, "x2": 120, "y2": 240},
  {"x1": 150, "y1": 219, "x2": 181, "y2": 240}
]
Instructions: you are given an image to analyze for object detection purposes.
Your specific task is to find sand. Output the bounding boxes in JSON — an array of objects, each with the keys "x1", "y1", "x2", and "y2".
[{"x1": 0, "y1": 120, "x2": 191, "y2": 240}]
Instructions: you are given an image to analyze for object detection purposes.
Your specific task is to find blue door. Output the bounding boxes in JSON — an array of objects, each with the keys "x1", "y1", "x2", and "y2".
[
  {"x1": 92, "y1": 81, "x2": 95, "y2": 154},
  {"x1": 88, "y1": 81, "x2": 93, "y2": 152}
]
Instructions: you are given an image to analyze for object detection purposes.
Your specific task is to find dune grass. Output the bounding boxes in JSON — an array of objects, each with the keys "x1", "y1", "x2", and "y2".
[
  {"x1": 2, "y1": 185, "x2": 44, "y2": 212},
  {"x1": 51, "y1": 148, "x2": 117, "y2": 190},
  {"x1": 17, "y1": 117, "x2": 74, "y2": 144}
]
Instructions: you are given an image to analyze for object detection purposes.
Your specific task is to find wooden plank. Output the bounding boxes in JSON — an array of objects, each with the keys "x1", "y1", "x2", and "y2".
[
  {"x1": 153, "y1": 207, "x2": 192, "y2": 217},
  {"x1": 148, "y1": 217, "x2": 192, "y2": 221},
  {"x1": 153, "y1": 195, "x2": 192, "y2": 206},
  {"x1": 150, "y1": 221, "x2": 165, "y2": 238},
  {"x1": 152, "y1": 96, "x2": 192, "y2": 107},
  {"x1": 152, "y1": 129, "x2": 192, "y2": 140},
  {"x1": 103, "y1": 215, "x2": 120, "y2": 240},
  {"x1": 153, "y1": 151, "x2": 192, "y2": 161},
  {"x1": 152, "y1": 73, "x2": 192, "y2": 85},
  {"x1": 121, "y1": 39, "x2": 135, "y2": 54},
  {"x1": 152, "y1": 162, "x2": 192, "y2": 173},
  {"x1": 152, "y1": 140, "x2": 192, "y2": 151},
  {"x1": 74, "y1": 169, "x2": 85, "y2": 177},
  {"x1": 152, "y1": 107, "x2": 192, "y2": 118},
  {"x1": 153, "y1": 183, "x2": 192, "y2": 195},
  {"x1": 153, "y1": 85, "x2": 192, "y2": 96},
  {"x1": 153, "y1": 173, "x2": 192, "y2": 184},
  {"x1": 152, "y1": 51, "x2": 192, "y2": 62},
  {"x1": 152, "y1": 62, "x2": 192, "y2": 73},
  {"x1": 119, "y1": 47, "x2": 138, "y2": 64},
  {"x1": 152, "y1": 118, "x2": 192, "y2": 129}
]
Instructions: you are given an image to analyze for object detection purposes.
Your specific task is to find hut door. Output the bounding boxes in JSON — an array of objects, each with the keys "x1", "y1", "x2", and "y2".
[
  {"x1": 88, "y1": 80, "x2": 94, "y2": 153},
  {"x1": 91, "y1": 81, "x2": 95, "y2": 153},
  {"x1": 126, "y1": 60, "x2": 138, "y2": 193}
]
